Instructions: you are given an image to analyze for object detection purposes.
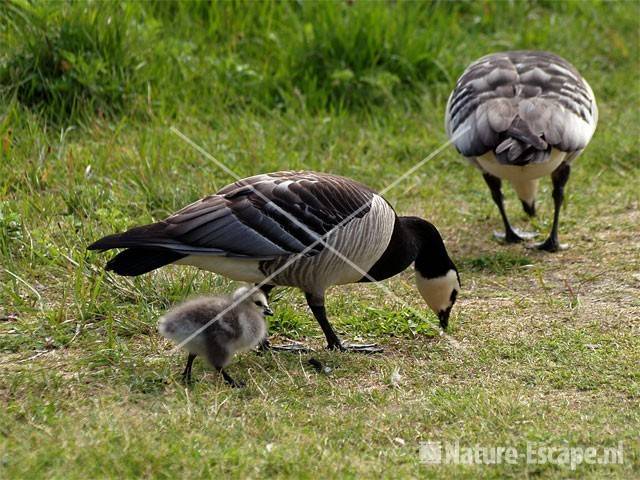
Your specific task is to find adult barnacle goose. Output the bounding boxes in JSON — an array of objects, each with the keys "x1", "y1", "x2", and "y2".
[
  {"x1": 88, "y1": 171, "x2": 460, "y2": 351},
  {"x1": 158, "y1": 286, "x2": 272, "y2": 387},
  {"x1": 445, "y1": 51, "x2": 598, "y2": 251}
]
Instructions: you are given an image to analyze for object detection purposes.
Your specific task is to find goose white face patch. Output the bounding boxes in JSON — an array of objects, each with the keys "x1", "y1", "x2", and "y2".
[{"x1": 416, "y1": 269, "x2": 460, "y2": 316}]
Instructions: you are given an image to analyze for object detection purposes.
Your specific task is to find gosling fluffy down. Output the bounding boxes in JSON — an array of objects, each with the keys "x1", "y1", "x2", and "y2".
[{"x1": 158, "y1": 286, "x2": 272, "y2": 387}]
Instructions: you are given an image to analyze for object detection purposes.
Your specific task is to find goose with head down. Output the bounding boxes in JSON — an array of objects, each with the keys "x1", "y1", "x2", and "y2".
[
  {"x1": 446, "y1": 50, "x2": 598, "y2": 251},
  {"x1": 89, "y1": 171, "x2": 460, "y2": 351}
]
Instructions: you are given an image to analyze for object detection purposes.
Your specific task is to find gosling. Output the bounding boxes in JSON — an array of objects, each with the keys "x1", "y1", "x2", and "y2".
[{"x1": 158, "y1": 286, "x2": 273, "y2": 387}]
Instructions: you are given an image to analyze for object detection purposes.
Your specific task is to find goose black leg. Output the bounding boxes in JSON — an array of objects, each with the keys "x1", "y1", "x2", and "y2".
[
  {"x1": 483, "y1": 173, "x2": 537, "y2": 243},
  {"x1": 305, "y1": 293, "x2": 382, "y2": 353},
  {"x1": 181, "y1": 353, "x2": 196, "y2": 383},
  {"x1": 216, "y1": 366, "x2": 245, "y2": 388},
  {"x1": 534, "y1": 162, "x2": 571, "y2": 252},
  {"x1": 521, "y1": 199, "x2": 536, "y2": 217}
]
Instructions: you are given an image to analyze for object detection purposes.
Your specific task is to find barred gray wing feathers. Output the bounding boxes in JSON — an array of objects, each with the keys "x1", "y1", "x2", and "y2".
[{"x1": 446, "y1": 51, "x2": 597, "y2": 165}]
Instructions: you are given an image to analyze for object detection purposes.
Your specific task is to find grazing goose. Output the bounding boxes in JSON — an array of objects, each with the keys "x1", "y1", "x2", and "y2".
[
  {"x1": 158, "y1": 286, "x2": 272, "y2": 386},
  {"x1": 88, "y1": 171, "x2": 460, "y2": 351},
  {"x1": 445, "y1": 51, "x2": 598, "y2": 251}
]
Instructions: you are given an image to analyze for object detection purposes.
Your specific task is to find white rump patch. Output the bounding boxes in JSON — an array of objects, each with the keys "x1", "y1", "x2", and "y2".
[
  {"x1": 475, "y1": 149, "x2": 568, "y2": 204},
  {"x1": 176, "y1": 256, "x2": 266, "y2": 282}
]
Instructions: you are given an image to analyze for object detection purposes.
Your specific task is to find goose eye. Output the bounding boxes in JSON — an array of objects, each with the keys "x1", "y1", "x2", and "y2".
[{"x1": 254, "y1": 300, "x2": 262, "y2": 307}]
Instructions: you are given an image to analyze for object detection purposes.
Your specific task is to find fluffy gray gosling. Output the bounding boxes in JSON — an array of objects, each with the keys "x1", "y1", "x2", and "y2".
[{"x1": 158, "y1": 286, "x2": 273, "y2": 387}]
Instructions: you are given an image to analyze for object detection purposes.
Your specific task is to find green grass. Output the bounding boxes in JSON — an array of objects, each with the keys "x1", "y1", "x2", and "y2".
[{"x1": 1, "y1": 1, "x2": 639, "y2": 478}]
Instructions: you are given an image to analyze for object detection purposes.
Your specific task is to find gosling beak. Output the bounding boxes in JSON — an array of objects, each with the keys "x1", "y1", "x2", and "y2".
[
  {"x1": 438, "y1": 309, "x2": 451, "y2": 330},
  {"x1": 263, "y1": 306, "x2": 274, "y2": 316}
]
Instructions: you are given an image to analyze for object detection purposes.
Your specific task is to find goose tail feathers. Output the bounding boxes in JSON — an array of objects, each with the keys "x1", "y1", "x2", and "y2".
[
  {"x1": 495, "y1": 117, "x2": 550, "y2": 166},
  {"x1": 104, "y1": 248, "x2": 186, "y2": 276}
]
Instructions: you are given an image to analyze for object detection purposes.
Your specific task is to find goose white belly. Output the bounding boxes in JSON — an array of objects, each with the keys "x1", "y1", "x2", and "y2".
[
  {"x1": 475, "y1": 148, "x2": 567, "y2": 204},
  {"x1": 476, "y1": 148, "x2": 567, "y2": 182}
]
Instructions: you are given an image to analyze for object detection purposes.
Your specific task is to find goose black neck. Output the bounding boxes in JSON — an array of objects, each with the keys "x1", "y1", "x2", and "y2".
[
  {"x1": 361, "y1": 216, "x2": 455, "y2": 282},
  {"x1": 403, "y1": 217, "x2": 456, "y2": 280}
]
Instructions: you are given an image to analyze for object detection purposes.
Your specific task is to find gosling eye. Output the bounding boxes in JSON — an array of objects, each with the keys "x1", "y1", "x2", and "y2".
[{"x1": 254, "y1": 300, "x2": 263, "y2": 307}]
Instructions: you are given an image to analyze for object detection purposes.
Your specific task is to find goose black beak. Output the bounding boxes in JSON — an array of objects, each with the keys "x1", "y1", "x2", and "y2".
[
  {"x1": 438, "y1": 308, "x2": 451, "y2": 330},
  {"x1": 263, "y1": 306, "x2": 274, "y2": 316}
]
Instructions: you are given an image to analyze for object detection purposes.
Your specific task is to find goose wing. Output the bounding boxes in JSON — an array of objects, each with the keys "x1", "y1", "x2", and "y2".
[
  {"x1": 88, "y1": 171, "x2": 375, "y2": 259},
  {"x1": 446, "y1": 51, "x2": 598, "y2": 164}
]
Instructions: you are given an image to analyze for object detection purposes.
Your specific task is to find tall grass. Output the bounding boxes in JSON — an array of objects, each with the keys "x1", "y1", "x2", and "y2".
[
  {"x1": 0, "y1": 2, "x2": 156, "y2": 125},
  {"x1": 2, "y1": 0, "x2": 636, "y2": 127}
]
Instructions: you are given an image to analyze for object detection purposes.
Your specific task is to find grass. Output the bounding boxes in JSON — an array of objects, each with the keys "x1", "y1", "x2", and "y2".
[{"x1": 1, "y1": 0, "x2": 639, "y2": 478}]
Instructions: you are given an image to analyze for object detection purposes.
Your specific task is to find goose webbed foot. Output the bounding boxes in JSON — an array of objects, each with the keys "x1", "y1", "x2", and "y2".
[
  {"x1": 494, "y1": 227, "x2": 538, "y2": 244},
  {"x1": 269, "y1": 343, "x2": 310, "y2": 352},
  {"x1": 327, "y1": 341, "x2": 383, "y2": 354},
  {"x1": 257, "y1": 338, "x2": 310, "y2": 353},
  {"x1": 306, "y1": 293, "x2": 383, "y2": 354},
  {"x1": 343, "y1": 343, "x2": 383, "y2": 353},
  {"x1": 529, "y1": 237, "x2": 569, "y2": 252}
]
